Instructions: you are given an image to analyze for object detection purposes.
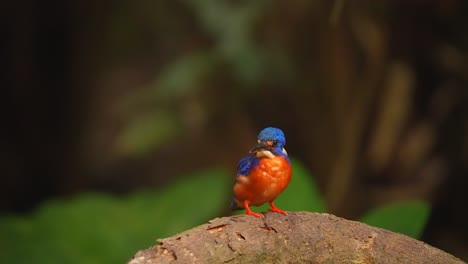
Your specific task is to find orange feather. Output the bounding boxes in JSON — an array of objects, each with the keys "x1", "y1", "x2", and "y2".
[{"x1": 233, "y1": 155, "x2": 292, "y2": 207}]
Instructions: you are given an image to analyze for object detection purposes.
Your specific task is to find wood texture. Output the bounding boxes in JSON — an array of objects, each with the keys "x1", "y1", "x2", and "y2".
[{"x1": 127, "y1": 212, "x2": 464, "y2": 263}]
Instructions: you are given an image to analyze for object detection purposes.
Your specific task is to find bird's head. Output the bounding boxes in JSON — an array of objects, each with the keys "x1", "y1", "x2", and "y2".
[{"x1": 249, "y1": 127, "x2": 287, "y2": 157}]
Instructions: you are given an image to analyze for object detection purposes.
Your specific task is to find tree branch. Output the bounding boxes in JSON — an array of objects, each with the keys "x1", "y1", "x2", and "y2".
[{"x1": 128, "y1": 212, "x2": 464, "y2": 263}]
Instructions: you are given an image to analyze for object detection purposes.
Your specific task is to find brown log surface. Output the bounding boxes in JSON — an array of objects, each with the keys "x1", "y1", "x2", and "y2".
[{"x1": 128, "y1": 211, "x2": 464, "y2": 263}]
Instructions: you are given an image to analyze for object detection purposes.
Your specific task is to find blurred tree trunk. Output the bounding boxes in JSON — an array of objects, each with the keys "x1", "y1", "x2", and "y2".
[
  {"x1": 248, "y1": 1, "x2": 468, "y2": 260},
  {"x1": 1, "y1": 0, "x2": 82, "y2": 212}
]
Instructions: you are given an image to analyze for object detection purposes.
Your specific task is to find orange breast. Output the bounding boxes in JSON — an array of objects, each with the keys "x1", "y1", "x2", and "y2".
[{"x1": 233, "y1": 156, "x2": 292, "y2": 206}]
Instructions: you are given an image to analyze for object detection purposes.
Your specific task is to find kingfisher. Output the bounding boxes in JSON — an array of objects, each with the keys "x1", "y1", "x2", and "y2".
[{"x1": 231, "y1": 127, "x2": 292, "y2": 218}]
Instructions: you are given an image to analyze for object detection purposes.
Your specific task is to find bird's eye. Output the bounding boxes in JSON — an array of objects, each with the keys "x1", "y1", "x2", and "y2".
[{"x1": 272, "y1": 140, "x2": 278, "y2": 146}]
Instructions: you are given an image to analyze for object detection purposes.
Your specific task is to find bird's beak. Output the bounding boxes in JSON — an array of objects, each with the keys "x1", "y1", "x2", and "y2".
[{"x1": 249, "y1": 141, "x2": 274, "y2": 153}]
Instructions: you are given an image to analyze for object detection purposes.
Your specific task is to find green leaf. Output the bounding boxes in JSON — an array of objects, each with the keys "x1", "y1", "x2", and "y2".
[
  {"x1": 0, "y1": 168, "x2": 230, "y2": 264},
  {"x1": 275, "y1": 159, "x2": 326, "y2": 212},
  {"x1": 154, "y1": 52, "x2": 219, "y2": 98},
  {"x1": 115, "y1": 110, "x2": 180, "y2": 157},
  {"x1": 234, "y1": 158, "x2": 326, "y2": 214},
  {"x1": 359, "y1": 200, "x2": 431, "y2": 239}
]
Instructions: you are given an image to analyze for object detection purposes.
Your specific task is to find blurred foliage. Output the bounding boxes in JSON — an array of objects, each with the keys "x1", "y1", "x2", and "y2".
[
  {"x1": 116, "y1": 109, "x2": 181, "y2": 157},
  {"x1": 0, "y1": 168, "x2": 230, "y2": 264},
  {"x1": 115, "y1": 0, "x2": 296, "y2": 159},
  {"x1": 359, "y1": 200, "x2": 431, "y2": 239},
  {"x1": 115, "y1": 52, "x2": 221, "y2": 157},
  {"x1": 152, "y1": 52, "x2": 220, "y2": 98},
  {"x1": 187, "y1": 0, "x2": 281, "y2": 86}
]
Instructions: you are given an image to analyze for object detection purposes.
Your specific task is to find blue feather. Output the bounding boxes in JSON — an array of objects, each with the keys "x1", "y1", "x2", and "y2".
[
  {"x1": 236, "y1": 154, "x2": 259, "y2": 176},
  {"x1": 258, "y1": 127, "x2": 286, "y2": 147},
  {"x1": 231, "y1": 154, "x2": 260, "y2": 210}
]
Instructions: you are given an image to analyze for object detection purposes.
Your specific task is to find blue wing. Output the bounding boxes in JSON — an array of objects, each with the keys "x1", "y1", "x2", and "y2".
[
  {"x1": 236, "y1": 154, "x2": 259, "y2": 176},
  {"x1": 230, "y1": 154, "x2": 260, "y2": 210}
]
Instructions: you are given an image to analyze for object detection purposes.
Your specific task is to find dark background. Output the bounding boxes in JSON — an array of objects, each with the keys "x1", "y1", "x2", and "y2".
[{"x1": 2, "y1": 0, "x2": 468, "y2": 260}]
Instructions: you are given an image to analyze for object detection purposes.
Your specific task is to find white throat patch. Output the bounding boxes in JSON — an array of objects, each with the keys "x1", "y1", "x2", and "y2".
[
  {"x1": 255, "y1": 147, "x2": 288, "y2": 159},
  {"x1": 255, "y1": 150, "x2": 275, "y2": 159}
]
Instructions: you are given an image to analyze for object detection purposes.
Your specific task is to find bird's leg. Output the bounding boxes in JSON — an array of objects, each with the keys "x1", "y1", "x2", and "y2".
[
  {"x1": 244, "y1": 200, "x2": 263, "y2": 218},
  {"x1": 269, "y1": 201, "x2": 287, "y2": 215}
]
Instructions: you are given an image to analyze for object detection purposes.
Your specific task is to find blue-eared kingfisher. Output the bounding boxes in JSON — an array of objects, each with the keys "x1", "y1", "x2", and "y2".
[{"x1": 231, "y1": 127, "x2": 292, "y2": 218}]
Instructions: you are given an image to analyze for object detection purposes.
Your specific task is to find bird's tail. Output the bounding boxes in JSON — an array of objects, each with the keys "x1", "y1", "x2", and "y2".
[{"x1": 230, "y1": 196, "x2": 243, "y2": 211}]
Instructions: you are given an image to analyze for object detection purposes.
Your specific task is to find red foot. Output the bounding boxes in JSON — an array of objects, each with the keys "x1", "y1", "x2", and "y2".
[
  {"x1": 244, "y1": 200, "x2": 264, "y2": 218},
  {"x1": 269, "y1": 201, "x2": 287, "y2": 215},
  {"x1": 246, "y1": 211, "x2": 264, "y2": 218}
]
